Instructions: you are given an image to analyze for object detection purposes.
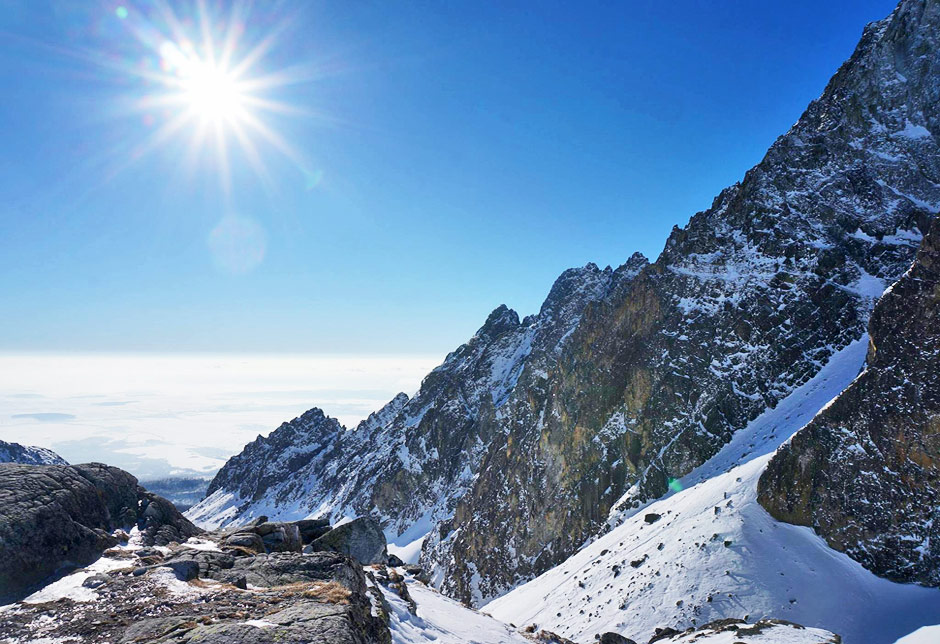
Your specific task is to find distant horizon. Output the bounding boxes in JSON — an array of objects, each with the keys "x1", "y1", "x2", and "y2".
[{"x1": 0, "y1": 352, "x2": 443, "y2": 479}]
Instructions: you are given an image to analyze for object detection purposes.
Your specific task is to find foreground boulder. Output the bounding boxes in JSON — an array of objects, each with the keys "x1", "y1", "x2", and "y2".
[
  {"x1": 310, "y1": 517, "x2": 388, "y2": 564},
  {"x1": 0, "y1": 462, "x2": 200, "y2": 603}
]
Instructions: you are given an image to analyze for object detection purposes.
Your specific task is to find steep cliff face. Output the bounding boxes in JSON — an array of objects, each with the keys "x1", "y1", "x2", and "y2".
[
  {"x1": 759, "y1": 215, "x2": 940, "y2": 586},
  {"x1": 431, "y1": 0, "x2": 940, "y2": 603},
  {"x1": 190, "y1": 259, "x2": 645, "y2": 544},
  {"x1": 193, "y1": 0, "x2": 940, "y2": 606}
]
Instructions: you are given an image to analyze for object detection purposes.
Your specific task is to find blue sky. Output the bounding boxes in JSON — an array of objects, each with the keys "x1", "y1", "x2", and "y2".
[{"x1": 0, "y1": 0, "x2": 898, "y2": 354}]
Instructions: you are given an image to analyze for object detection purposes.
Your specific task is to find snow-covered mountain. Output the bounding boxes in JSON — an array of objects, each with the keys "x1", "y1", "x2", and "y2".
[
  {"x1": 191, "y1": 0, "x2": 940, "y2": 615},
  {"x1": 0, "y1": 439, "x2": 67, "y2": 466},
  {"x1": 189, "y1": 257, "x2": 645, "y2": 549}
]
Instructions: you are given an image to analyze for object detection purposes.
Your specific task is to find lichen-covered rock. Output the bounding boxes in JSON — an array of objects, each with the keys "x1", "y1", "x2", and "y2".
[
  {"x1": 759, "y1": 215, "x2": 940, "y2": 585},
  {"x1": 0, "y1": 462, "x2": 200, "y2": 603}
]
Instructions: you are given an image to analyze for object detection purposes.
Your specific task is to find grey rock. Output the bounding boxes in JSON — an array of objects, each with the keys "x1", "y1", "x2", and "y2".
[
  {"x1": 159, "y1": 558, "x2": 201, "y2": 582},
  {"x1": 159, "y1": 550, "x2": 235, "y2": 580},
  {"x1": 137, "y1": 492, "x2": 201, "y2": 547},
  {"x1": 82, "y1": 573, "x2": 109, "y2": 589},
  {"x1": 760, "y1": 215, "x2": 940, "y2": 585},
  {"x1": 220, "y1": 551, "x2": 365, "y2": 589},
  {"x1": 259, "y1": 522, "x2": 302, "y2": 553},
  {"x1": 295, "y1": 518, "x2": 331, "y2": 543},
  {"x1": 402, "y1": 564, "x2": 431, "y2": 585},
  {"x1": 0, "y1": 462, "x2": 176, "y2": 603},
  {"x1": 599, "y1": 634, "x2": 636, "y2": 644},
  {"x1": 311, "y1": 517, "x2": 388, "y2": 564}
]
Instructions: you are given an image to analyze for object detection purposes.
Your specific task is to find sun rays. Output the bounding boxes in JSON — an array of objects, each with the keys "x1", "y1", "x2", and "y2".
[{"x1": 113, "y1": 1, "x2": 309, "y2": 194}]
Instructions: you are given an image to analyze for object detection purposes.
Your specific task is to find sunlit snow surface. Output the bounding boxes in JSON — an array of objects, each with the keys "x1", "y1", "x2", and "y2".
[
  {"x1": 382, "y1": 578, "x2": 531, "y2": 644},
  {"x1": 488, "y1": 336, "x2": 940, "y2": 644},
  {"x1": 380, "y1": 575, "x2": 838, "y2": 644},
  {"x1": 894, "y1": 625, "x2": 940, "y2": 644}
]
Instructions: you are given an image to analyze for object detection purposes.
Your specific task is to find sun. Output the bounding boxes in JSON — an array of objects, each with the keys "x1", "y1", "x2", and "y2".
[
  {"x1": 115, "y1": 1, "x2": 311, "y2": 192},
  {"x1": 161, "y1": 41, "x2": 247, "y2": 125}
]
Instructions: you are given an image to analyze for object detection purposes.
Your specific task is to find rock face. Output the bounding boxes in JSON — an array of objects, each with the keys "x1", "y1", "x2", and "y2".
[
  {"x1": 0, "y1": 462, "x2": 201, "y2": 603},
  {"x1": 192, "y1": 0, "x2": 940, "y2": 605},
  {"x1": 759, "y1": 215, "x2": 940, "y2": 585},
  {"x1": 0, "y1": 439, "x2": 67, "y2": 465}
]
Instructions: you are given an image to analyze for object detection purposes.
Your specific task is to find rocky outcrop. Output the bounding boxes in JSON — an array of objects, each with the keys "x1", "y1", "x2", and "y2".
[
  {"x1": 0, "y1": 543, "x2": 390, "y2": 644},
  {"x1": 0, "y1": 462, "x2": 200, "y2": 603},
  {"x1": 193, "y1": 0, "x2": 940, "y2": 606},
  {"x1": 0, "y1": 439, "x2": 67, "y2": 465},
  {"x1": 759, "y1": 215, "x2": 940, "y2": 585}
]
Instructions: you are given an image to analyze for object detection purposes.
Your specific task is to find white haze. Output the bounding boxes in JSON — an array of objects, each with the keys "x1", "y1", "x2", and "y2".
[{"x1": 0, "y1": 353, "x2": 442, "y2": 480}]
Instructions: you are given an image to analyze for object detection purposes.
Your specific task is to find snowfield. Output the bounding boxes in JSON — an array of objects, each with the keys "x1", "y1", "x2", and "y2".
[
  {"x1": 894, "y1": 625, "x2": 940, "y2": 644},
  {"x1": 487, "y1": 337, "x2": 940, "y2": 644}
]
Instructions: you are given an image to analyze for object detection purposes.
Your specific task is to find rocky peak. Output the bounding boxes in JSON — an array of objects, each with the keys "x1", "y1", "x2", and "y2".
[
  {"x1": 205, "y1": 407, "x2": 343, "y2": 501},
  {"x1": 429, "y1": 0, "x2": 940, "y2": 604},
  {"x1": 477, "y1": 304, "x2": 521, "y2": 339}
]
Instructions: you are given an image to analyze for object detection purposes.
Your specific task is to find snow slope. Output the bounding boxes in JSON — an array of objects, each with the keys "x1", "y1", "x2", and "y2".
[
  {"x1": 894, "y1": 625, "x2": 940, "y2": 644},
  {"x1": 382, "y1": 577, "x2": 531, "y2": 644},
  {"x1": 488, "y1": 337, "x2": 940, "y2": 644},
  {"x1": 379, "y1": 574, "x2": 840, "y2": 644}
]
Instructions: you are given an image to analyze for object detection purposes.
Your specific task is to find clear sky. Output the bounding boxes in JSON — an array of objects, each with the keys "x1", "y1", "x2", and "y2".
[{"x1": 0, "y1": 0, "x2": 899, "y2": 354}]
